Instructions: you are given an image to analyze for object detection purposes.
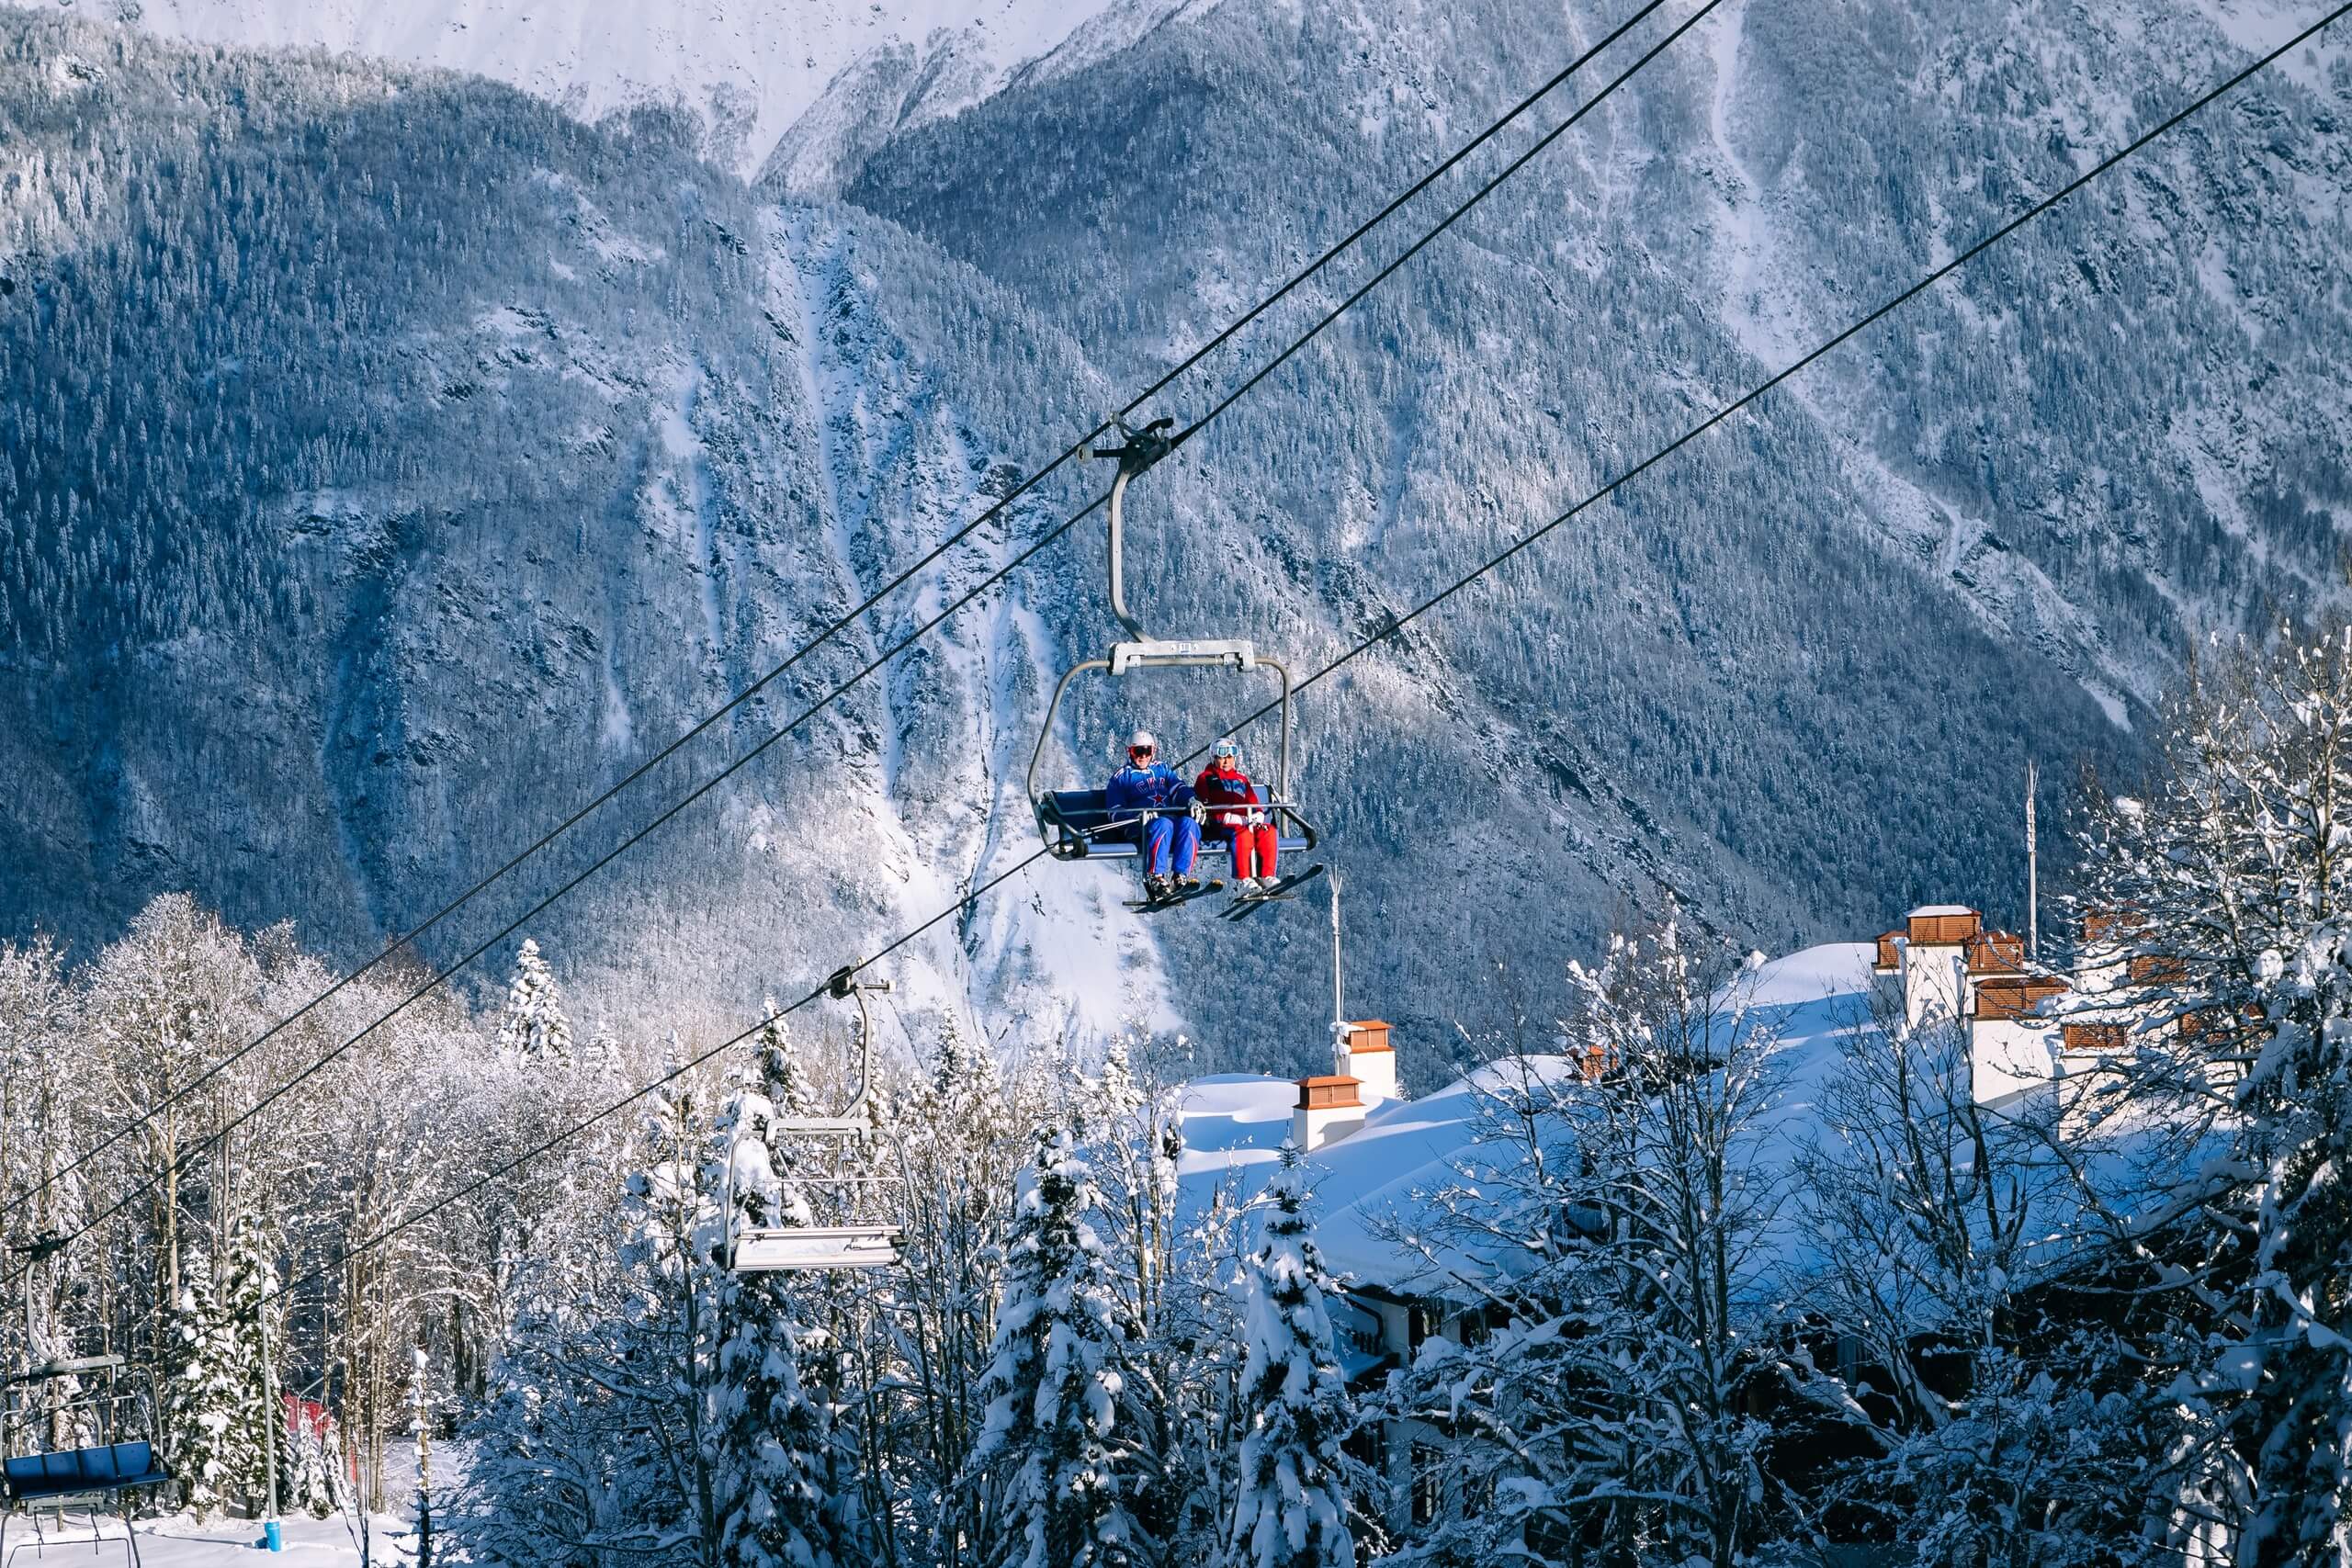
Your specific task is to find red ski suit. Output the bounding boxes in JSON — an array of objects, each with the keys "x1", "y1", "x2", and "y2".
[{"x1": 1193, "y1": 762, "x2": 1278, "y2": 882}]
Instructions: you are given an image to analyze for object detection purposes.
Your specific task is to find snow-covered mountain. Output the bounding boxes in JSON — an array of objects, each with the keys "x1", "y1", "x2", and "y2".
[
  {"x1": 4, "y1": 0, "x2": 2347, "y2": 1077},
  {"x1": 111, "y1": 0, "x2": 1110, "y2": 176}
]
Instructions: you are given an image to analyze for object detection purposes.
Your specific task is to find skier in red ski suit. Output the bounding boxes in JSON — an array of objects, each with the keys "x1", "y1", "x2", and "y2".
[{"x1": 1193, "y1": 738, "x2": 1279, "y2": 892}]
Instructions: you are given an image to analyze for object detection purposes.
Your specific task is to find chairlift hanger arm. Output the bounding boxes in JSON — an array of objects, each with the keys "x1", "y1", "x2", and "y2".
[{"x1": 1087, "y1": 414, "x2": 1177, "y2": 639}]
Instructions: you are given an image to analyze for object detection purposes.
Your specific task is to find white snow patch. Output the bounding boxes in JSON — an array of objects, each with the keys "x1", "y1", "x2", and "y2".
[
  {"x1": 473, "y1": 304, "x2": 536, "y2": 337},
  {"x1": 600, "y1": 653, "x2": 635, "y2": 752}
]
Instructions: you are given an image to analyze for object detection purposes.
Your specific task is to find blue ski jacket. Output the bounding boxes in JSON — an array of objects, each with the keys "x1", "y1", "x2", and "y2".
[{"x1": 1106, "y1": 761, "x2": 1194, "y2": 818}]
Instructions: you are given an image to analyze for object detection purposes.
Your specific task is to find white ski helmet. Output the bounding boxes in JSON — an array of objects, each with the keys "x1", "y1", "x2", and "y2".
[{"x1": 1127, "y1": 729, "x2": 1157, "y2": 751}]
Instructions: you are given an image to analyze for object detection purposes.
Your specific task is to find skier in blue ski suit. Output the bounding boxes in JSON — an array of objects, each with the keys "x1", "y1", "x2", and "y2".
[{"x1": 1105, "y1": 729, "x2": 1201, "y2": 898}]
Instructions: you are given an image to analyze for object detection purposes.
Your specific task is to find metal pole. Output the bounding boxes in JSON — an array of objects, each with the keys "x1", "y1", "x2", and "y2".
[
  {"x1": 259, "y1": 1272, "x2": 279, "y2": 1529},
  {"x1": 2025, "y1": 758, "x2": 2040, "y2": 962},
  {"x1": 1329, "y1": 870, "x2": 1346, "y2": 1071}
]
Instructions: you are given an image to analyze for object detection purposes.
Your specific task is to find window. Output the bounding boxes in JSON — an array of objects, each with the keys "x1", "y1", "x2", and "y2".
[
  {"x1": 1408, "y1": 1304, "x2": 1437, "y2": 1350},
  {"x1": 1411, "y1": 1443, "x2": 1443, "y2": 1525}
]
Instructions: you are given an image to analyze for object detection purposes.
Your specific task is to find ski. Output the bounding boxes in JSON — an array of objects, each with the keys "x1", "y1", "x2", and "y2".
[
  {"x1": 1125, "y1": 878, "x2": 1227, "y2": 914},
  {"x1": 1219, "y1": 863, "x2": 1328, "y2": 920}
]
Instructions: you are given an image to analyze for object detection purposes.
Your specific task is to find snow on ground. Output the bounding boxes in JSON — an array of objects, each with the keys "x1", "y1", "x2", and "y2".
[
  {"x1": 118, "y1": 0, "x2": 1113, "y2": 178},
  {"x1": 17, "y1": 1510, "x2": 414, "y2": 1568}
]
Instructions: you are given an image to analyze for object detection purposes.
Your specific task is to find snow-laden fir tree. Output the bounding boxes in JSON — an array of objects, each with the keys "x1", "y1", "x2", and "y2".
[
  {"x1": 887, "y1": 1014, "x2": 1034, "y2": 1562},
  {"x1": 286, "y1": 1415, "x2": 343, "y2": 1519},
  {"x1": 2069, "y1": 622, "x2": 2352, "y2": 1563},
  {"x1": 494, "y1": 938, "x2": 572, "y2": 1062},
  {"x1": 1221, "y1": 1145, "x2": 1354, "y2": 1568},
  {"x1": 707, "y1": 1013, "x2": 848, "y2": 1568},
  {"x1": 969, "y1": 1122, "x2": 1148, "y2": 1568},
  {"x1": 168, "y1": 1248, "x2": 264, "y2": 1518},
  {"x1": 753, "y1": 1004, "x2": 820, "y2": 1123},
  {"x1": 1079, "y1": 1019, "x2": 1242, "y2": 1561},
  {"x1": 217, "y1": 1219, "x2": 276, "y2": 1507},
  {"x1": 611, "y1": 1063, "x2": 724, "y2": 1557}
]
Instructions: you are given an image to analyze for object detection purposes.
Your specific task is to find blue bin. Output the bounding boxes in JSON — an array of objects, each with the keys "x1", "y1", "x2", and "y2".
[{"x1": 262, "y1": 1520, "x2": 283, "y2": 1551}]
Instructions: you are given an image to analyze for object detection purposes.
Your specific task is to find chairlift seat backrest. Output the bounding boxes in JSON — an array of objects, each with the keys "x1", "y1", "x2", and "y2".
[
  {"x1": 769, "y1": 1116, "x2": 870, "y2": 1135},
  {"x1": 1037, "y1": 790, "x2": 1311, "y2": 862},
  {"x1": 1109, "y1": 638, "x2": 1254, "y2": 674},
  {"x1": 732, "y1": 1225, "x2": 902, "y2": 1272},
  {"x1": 3, "y1": 1442, "x2": 167, "y2": 1504}
]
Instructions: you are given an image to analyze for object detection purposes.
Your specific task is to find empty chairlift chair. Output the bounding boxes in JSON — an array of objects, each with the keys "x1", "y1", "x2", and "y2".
[
  {"x1": 2, "y1": 1286, "x2": 169, "y2": 1568},
  {"x1": 1027, "y1": 417, "x2": 1318, "y2": 873},
  {"x1": 726, "y1": 970, "x2": 904, "y2": 1273}
]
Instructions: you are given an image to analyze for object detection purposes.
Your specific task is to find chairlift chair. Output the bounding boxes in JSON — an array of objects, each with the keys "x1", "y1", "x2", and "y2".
[
  {"x1": 725, "y1": 969, "x2": 904, "y2": 1273},
  {"x1": 3, "y1": 1251, "x2": 169, "y2": 1568},
  {"x1": 1027, "y1": 417, "x2": 1319, "y2": 868}
]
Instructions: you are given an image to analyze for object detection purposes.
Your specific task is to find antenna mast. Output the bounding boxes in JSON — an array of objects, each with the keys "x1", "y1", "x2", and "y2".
[
  {"x1": 2025, "y1": 758, "x2": 2040, "y2": 962},
  {"x1": 1329, "y1": 869, "x2": 1347, "y2": 1072}
]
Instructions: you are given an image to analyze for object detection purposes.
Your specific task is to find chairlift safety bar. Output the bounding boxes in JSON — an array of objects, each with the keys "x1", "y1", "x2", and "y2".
[{"x1": 1026, "y1": 654, "x2": 1296, "y2": 808}]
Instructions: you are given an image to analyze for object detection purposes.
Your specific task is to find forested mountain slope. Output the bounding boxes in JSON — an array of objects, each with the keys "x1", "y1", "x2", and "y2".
[
  {"x1": 813, "y1": 0, "x2": 2349, "y2": 1054},
  {"x1": 0, "y1": 13, "x2": 1169, "y2": 1045},
  {"x1": 4, "y1": 0, "x2": 2347, "y2": 1076}
]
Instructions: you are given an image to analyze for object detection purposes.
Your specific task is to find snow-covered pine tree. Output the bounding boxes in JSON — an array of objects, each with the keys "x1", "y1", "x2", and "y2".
[
  {"x1": 1221, "y1": 1145, "x2": 1354, "y2": 1568},
  {"x1": 215, "y1": 1218, "x2": 275, "y2": 1514},
  {"x1": 708, "y1": 1014, "x2": 846, "y2": 1568},
  {"x1": 494, "y1": 938, "x2": 572, "y2": 1062},
  {"x1": 969, "y1": 1123, "x2": 1148, "y2": 1568},
  {"x1": 168, "y1": 1249, "x2": 262, "y2": 1518},
  {"x1": 752, "y1": 1004, "x2": 820, "y2": 1123},
  {"x1": 1082, "y1": 1021, "x2": 1240, "y2": 1561},
  {"x1": 886, "y1": 1015, "x2": 1031, "y2": 1562},
  {"x1": 286, "y1": 1415, "x2": 342, "y2": 1519},
  {"x1": 2070, "y1": 623, "x2": 2352, "y2": 1562},
  {"x1": 611, "y1": 1066, "x2": 724, "y2": 1558}
]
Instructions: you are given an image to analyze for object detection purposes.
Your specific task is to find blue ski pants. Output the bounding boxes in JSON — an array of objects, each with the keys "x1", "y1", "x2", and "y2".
[{"x1": 1139, "y1": 815, "x2": 1201, "y2": 877}]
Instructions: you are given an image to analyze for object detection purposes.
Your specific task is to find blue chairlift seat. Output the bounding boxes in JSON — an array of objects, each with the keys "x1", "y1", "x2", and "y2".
[
  {"x1": 1038, "y1": 790, "x2": 1313, "y2": 862},
  {"x1": 3, "y1": 1442, "x2": 167, "y2": 1505}
]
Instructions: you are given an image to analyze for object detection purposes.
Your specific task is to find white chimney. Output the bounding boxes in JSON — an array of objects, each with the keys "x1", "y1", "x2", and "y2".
[
  {"x1": 1293, "y1": 1075, "x2": 1366, "y2": 1152},
  {"x1": 1339, "y1": 1020, "x2": 1398, "y2": 1104},
  {"x1": 1901, "y1": 905, "x2": 1981, "y2": 1029}
]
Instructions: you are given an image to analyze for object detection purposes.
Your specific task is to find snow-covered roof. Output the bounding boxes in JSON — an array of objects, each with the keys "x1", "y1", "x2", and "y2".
[
  {"x1": 1178, "y1": 942, "x2": 1890, "y2": 1297},
  {"x1": 1907, "y1": 903, "x2": 1979, "y2": 918},
  {"x1": 1179, "y1": 939, "x2": 2231, "y2": 1334}
]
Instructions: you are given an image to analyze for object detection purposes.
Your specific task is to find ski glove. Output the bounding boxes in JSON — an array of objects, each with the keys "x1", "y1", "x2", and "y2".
[{"x1": 1187, "y1": 797, "x2": 1208, "y2": 826}]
